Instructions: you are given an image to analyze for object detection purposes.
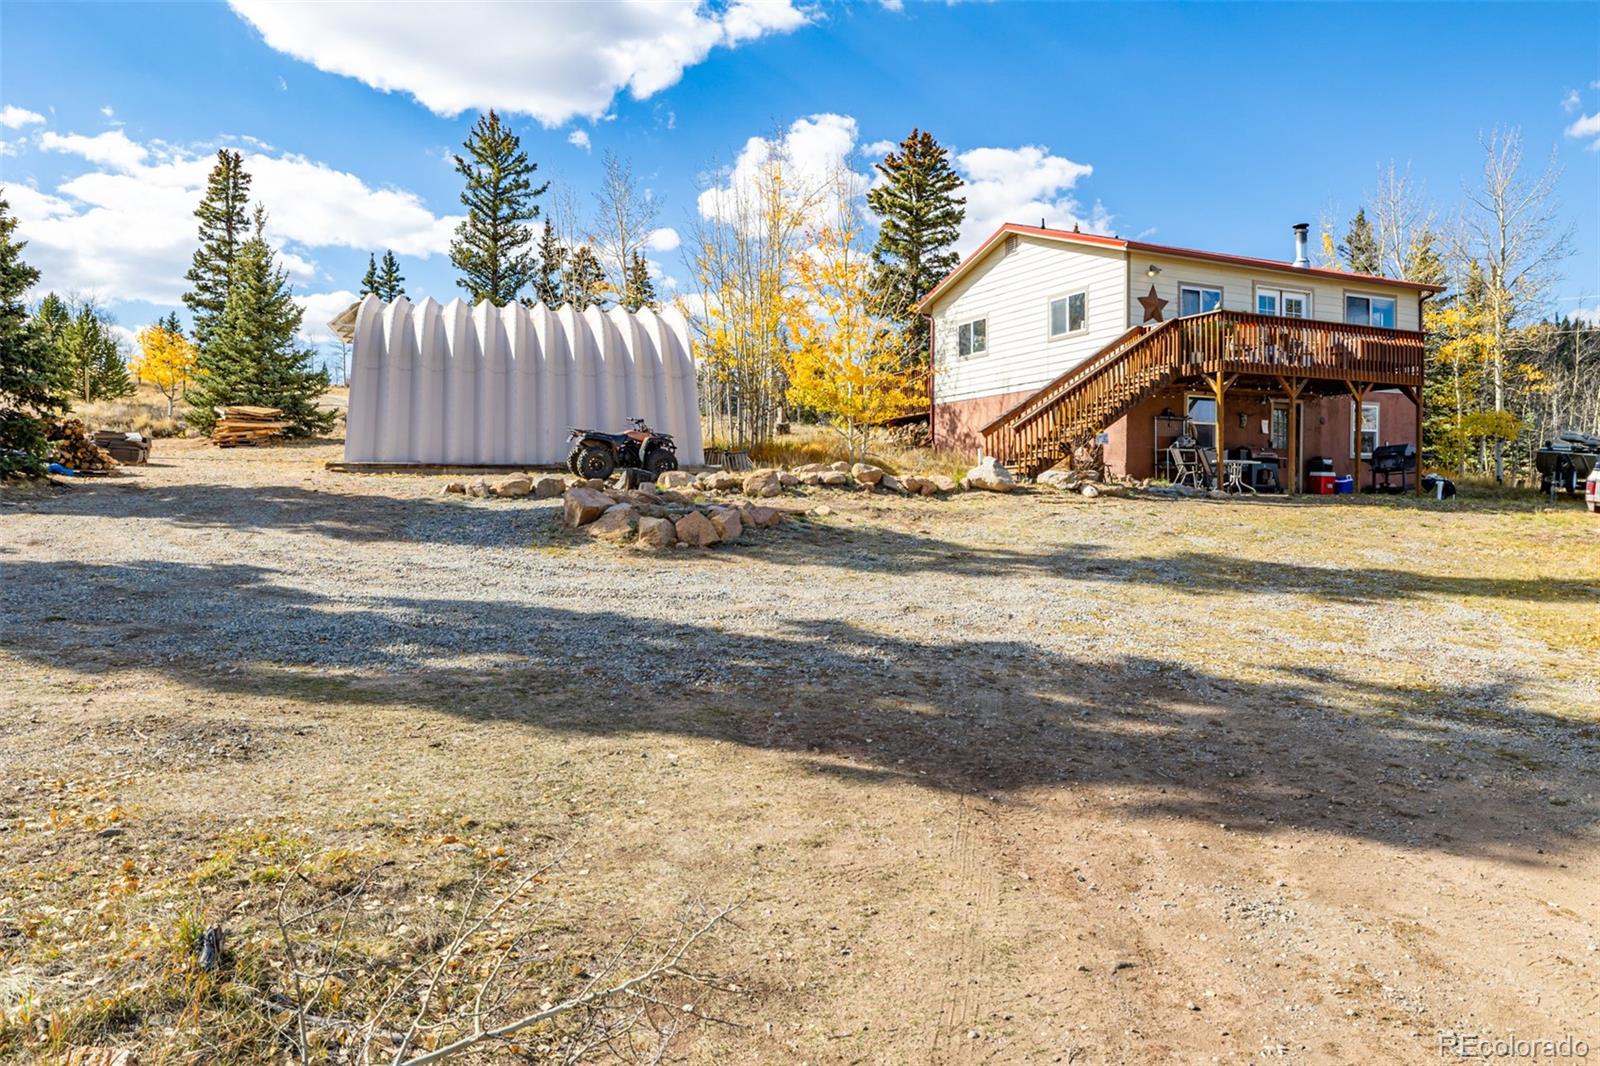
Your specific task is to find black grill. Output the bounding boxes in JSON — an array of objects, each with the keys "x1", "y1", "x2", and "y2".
[{"x1": 1369, "y1": 443, "x2": 1415, "y2": 491}]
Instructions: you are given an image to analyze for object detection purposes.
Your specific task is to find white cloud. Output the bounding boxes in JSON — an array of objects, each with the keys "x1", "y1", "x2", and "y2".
[
  {"x1": 0, "y1": 105, "x2": 45, "y2": 129},
  {"x1": 100, "y1": 105, "x2": 115, "y2": 119},
  {"x1": 9, "y1": 129, "x2": 460, "y2": 305},
  {"x1": 698, "y1": 113, "x2": 867, "y2": 224},
  {"x1": 295, "y1": 289, "x2": 361, "y2": 343},
  {"x1": 40, "y1": 129, "x2": 149, "y2": 172},
  {"x1": 1571, "y1": 303, "x2": 1600, "y2": 325},
  {"x1": 229, "y1": 0, "x2": 814, "y2": 127},
  {"x1": 567, "y1": 129, "x2": 591, "y2": 153},
  {"x1": 1565, "y1": 111, "x2": 1600, "y2": 149},
  {"x1": 953, "y1": 144, "x2": 1104, "y2": 250},
  {"x1": 1562, "y1": 89, "x2": 1581, "y2": 113},
  {"x1": 645, "y1": 226, "x2": 681, "y2": 253},
  {"x1": 860, "y1": 139, "x2": 897, "y2": 158}
]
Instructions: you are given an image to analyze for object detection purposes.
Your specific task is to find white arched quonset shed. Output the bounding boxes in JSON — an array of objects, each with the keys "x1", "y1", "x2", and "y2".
[{"x1": 339, "y1": 295, "x2": 704, "y2": 467}]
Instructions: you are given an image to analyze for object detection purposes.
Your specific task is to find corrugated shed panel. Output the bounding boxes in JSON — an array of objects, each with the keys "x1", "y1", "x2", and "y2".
[{"x1": 343, "y1": 295, "x2": 704, "y2": 466}]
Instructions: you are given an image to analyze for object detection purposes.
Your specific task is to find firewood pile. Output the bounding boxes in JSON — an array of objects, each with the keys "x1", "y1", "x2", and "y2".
[
  {"x1": 212, "y1": 406, "x2": 291, "y2": 447},
  {"x1": 49, "y1": 419, "x2": 116, "y2": 472}
]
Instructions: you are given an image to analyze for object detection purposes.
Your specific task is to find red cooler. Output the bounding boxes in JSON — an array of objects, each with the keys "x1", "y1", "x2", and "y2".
[{"x1": 1310, "y1": 472, "x2": 1338, "y2": 495}]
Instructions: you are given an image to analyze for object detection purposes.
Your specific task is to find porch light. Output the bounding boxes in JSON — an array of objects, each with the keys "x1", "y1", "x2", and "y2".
[{"x1": 1146, "y1": 264, "x2": 1162, "y2": 278}]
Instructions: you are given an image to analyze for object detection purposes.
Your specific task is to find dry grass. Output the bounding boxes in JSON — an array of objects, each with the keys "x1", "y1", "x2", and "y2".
[
  {"x1": 71, "y1": 384, "x2": 187, "y2": 438},
  {"x1": 731, "y1": 422, "x2": 972, "y2": 479}
]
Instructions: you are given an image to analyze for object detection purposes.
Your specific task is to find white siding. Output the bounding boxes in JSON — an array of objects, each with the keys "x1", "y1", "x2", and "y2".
[
  {"x1": 1126, "y1": 252, "x2": 1423, "y2": 332},
  {"x1": 931, "y1": 236, "x2": 1129, "y2": 403}
]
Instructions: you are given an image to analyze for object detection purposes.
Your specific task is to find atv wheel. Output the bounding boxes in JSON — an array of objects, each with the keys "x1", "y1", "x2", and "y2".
[
  {"x1": 644, "y1": 449, "x2": 678, "y2": 475},
  {"x1": 566, "y1": 450, "x2": 581, "y2": 476},
  {"x1": 575, "y1": 445, "x2": 615, "y2": 480}
]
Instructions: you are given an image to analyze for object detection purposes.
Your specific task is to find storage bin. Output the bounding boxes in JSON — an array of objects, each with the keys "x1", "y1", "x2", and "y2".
[{"x1": 1335, "y1": 475, "x2": 1355, "y2": 494}]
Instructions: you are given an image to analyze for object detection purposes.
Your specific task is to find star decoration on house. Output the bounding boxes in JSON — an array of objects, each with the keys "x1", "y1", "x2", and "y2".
[{"x1": 1138, "y1": 285, "x2": 1168, "y2": 323}]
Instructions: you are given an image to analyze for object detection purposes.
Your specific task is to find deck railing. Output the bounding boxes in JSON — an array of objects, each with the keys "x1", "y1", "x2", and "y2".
[{"x1": 1176, "y1": 310, "x2": 1424, "y2": 385}]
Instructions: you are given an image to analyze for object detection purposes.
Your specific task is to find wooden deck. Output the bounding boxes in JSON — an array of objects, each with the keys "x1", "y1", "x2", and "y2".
[{"x1": 981, "y1": 309, "x2": 1426, "y2": 489}]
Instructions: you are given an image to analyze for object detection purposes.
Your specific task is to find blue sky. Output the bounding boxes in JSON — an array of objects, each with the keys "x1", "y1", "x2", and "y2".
[{"x1": 2, "y1": 0, "x2": 1597, "y2": 368}]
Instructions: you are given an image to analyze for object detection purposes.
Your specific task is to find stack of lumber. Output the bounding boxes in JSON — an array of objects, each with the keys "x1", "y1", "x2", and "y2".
[
  {"x1": 91, "y1": 429, "x2": 151, "y2": 465},
  {"x1": 212, "y1": 406, "x2": 291, "y2": 447},
  {"x1": 49, "y1": 419, "x2": 116, "y2": 472}
]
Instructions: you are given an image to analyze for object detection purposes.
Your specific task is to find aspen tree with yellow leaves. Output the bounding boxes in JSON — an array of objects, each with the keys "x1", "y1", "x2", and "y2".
[
  {"x1": 133, "y1": 319, "x2": 197, "y2": 416},
  {"x1": 782, "y1": 175, "x2": 922, "y2": 464}
]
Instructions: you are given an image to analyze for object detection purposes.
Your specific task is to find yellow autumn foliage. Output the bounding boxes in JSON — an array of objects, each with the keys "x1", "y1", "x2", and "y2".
[{"x1": 132, "y1": 326, "x2": 196, "y2": 415}]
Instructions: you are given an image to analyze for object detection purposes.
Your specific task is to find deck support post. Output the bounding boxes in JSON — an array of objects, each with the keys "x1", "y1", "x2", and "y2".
[
  {"x1": 1346, "y1": 379, "x2": 1370, "y2": 498},
  {"x1": 1398, "y1": 383, "x2": 1424, "y2": 496},
  {"x1": 1276, "y1": 375, "x2": 1306, "y2": 494}
]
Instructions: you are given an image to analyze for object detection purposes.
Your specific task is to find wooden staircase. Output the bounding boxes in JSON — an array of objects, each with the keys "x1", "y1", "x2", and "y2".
[{"x1": 980, "y1": 320, "x2": 1183, "y2": 478}]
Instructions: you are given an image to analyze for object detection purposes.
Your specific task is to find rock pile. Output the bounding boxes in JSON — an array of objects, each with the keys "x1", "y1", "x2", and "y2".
[
  {"x1": 444, "y1": 474, "x2": 566, "y2": 499},
  {"x1": 561, "y1": 483, "x2": 787, "y2": 549},
  {"x1": 1035, "y1": 466, "x2": 1131, "y2": 498}
]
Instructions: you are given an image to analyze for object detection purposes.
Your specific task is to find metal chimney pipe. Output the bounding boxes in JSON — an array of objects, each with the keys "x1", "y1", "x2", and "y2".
[{"x1": 1292, "y1": 223, "x2": 1310, "y2": 269}]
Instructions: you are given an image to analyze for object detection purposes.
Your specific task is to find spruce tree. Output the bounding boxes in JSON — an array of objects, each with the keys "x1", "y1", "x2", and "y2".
[
  {"x1": 158, "y1": 311, "x2": 184, "y2": 338},
  {"x1": 33, "y1": 292, "x2": 70, "y2": 389},
  {"x1": 54, "y1": 301, "x2": 129, "y2": 402},
  {"x1": 562, "y1": 245, "x2": 607, "y2": 311},
  {"x1": 620, "y1": 250, "x2": 657, "y2": 312},
  {"x1": 183, "y1": 150, "x2": 253, "y2": 350},
  {"x1": 531, "y1": 221, "x2": 565, "y2": 306},
  {"x1": 0, "y1": 196, "x2": 63, "y2": 476},
  {"x1": 867, "y1": 129, "x2": 965, "y2": 369},
  {"x1": 449, "y1": 110, "x2": 547, "y2": 305},
  {"x1": 1339, "y1": 208, "x2": 1381, "y2": 275},
  {"x1": 187, "y1": 209, "x2": 331, "y2": 436},
  {"x1": 376, "y1": 250, "x2": 406, "y2": 300},
  {"x1": 360, "y1": 254, "x2": 380, "y2": 297}
]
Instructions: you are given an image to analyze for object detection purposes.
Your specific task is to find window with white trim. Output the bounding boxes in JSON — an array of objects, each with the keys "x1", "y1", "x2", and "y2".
[
  {"x1": 1345, "y1": 293, "x2": 1397, "y2": 328},
  {"x1": 1351, "y1": 401, "x2": 1380, "y2": 459},
  {"x1": 1186, "y1": 394, "x2": 1217, "y2": 450},
  {"x1": 1179, "y1": 285, "x2": 1222, "y2": 317},
  {"x1": 1257, "y1": 287, "x2": 1311, "y2": 318},
  {"x1": 1048, "y1": 292, "x2": 1087, "y2": 338},
  {"x1": 957, "y1": 317, "x2": 988, "y2": 357}
]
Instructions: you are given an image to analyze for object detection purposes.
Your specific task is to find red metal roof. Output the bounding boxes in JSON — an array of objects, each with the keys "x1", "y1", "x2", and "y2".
[{"x1": 914, "y1": 222, "x2": 1445, "y2": 312}]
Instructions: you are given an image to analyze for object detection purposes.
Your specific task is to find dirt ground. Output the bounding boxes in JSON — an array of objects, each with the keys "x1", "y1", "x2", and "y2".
[{"x1": 2, "y1": 438, "x2": 1598, "y2": 1064}]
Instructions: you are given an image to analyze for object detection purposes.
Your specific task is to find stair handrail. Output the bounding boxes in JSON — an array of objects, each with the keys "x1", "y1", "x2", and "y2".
[{"x1": 978, "y1": 324, "x2": 1153, "y2": 436}]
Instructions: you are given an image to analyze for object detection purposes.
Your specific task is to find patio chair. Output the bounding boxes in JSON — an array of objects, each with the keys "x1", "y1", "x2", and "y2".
[
  {"x1": 1168, "y1": 444, "x2": 1202, "y2": 488},
  {"x1": 1197, "y1": 447, "x2": 1219, "y2": 490}
]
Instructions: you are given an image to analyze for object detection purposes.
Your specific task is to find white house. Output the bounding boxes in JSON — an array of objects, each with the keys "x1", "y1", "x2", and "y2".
[{"x1": 917, "y1": 223, "x2": 1441, "y2": 488}]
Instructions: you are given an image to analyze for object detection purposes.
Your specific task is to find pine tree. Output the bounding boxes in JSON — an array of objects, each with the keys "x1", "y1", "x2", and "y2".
[
  {"x1": 183, "y1": 150, "x2": 253, "y2": 351},
  {"x1": 866, "y1": 129, "x2": 966, "y2": 369},
  {"x1": 32, "y1": 292, "x2": 70, "y2": 388},
  {"x1": 450, "y1": 110, "x2": 547, "y2": 305},
  {"x1": 158, "y1": 311, "x2": 184, "y2": 338},
  {"x1": 562, "y1": 244, "x2": 607, "y2": 311},
  {"x1": 360, "y1": 254, "x2": 380, "y2": 297},
  {"x1": 1339, "y1": 207, "x2": 1381, "y2": 275},
  {"x1": 0, "y1": 196, "x2": 64, "y2": 476},
  {"x1": 187, "y1": 209, "x2": 331, "y2": 437},
  {"x1": 376, "y1": 250, "x2": 406, "y2": 300},
  {"x1": 620, "y1": 250, "x2": 657, "y2": 312},
  {"x1": 531, "y1": 221, "x2": 565, "y2": 306},
  {"x1": 53, "y1": 301, "x2": 130, "y2": 402}
]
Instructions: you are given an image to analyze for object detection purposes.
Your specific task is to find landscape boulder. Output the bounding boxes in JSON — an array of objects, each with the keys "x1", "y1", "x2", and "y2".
[
  {"x1": 675, "y1": 510, "x2": 721, "y2": 547},
  {"x1": 926, "y1": 474, "x2": 959, "y2": 494},
  {"x1": 819, "y1": 470, "x2": 851, "y2": 487},
  {"x1": 743, "y1": 469, "x2": 783, "y2": 497},
  {"x1": 850, "y1": 463, "x2": 885, "y2": 485},
  {"x1": 586, "y1": 503, "x2": 637, "y2": 541},
  {"x1": 490, "y1": 476, "x2": 533, "y2": 498},
  {"x1": 466, "y1": 479, "x2": 493, "y2": 498},
  {"x1": 563, "y1": 487, "x2": 614, "y2": 527},
  {"x1": 778, "y1": 472, "x2": 800, "y2": 488},
  {"x1": 708, "y1": 506, "x2": 744, "y2": 541},
  {"x1": 1036, "y1": 469, "x2": 1080, "y2": 492},
  {"x1": 636, "y1": 515, "x2": 677, "y2": 549},
  {"x1": 532, "y1": 476, "x2": 566, "y2": 499},
  {"x1": 740, "y1": 505, "x2": 783, "y2": 529},
  {"x1": 878, "y1": 473, "x2": 906, "y2": 494},
  {"x1": 443, "y1": 481, "x2": 467, "y2": 495},
  {"x1": 657, "y1": 470, "x2": 695, "y2": 489},
  {"x1": 963, "y1": 457, "x2": 1017, "y2": 493}
]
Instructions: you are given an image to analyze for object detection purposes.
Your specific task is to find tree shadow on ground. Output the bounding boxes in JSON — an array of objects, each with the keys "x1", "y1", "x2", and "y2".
[{"x1": 3, "y1": 558, "x2": 1594, "y2": 863}]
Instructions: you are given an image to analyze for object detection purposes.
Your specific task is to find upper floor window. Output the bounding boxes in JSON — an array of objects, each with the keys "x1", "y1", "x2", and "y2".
[
  {"x1": 1345, "y1": 293, "x2": 1397, "y2": 329},
  {"x1": 957, "y1": 317, "x2": 988, "y2": 357},
  {"x1": 1258, "y1": 287, "x2": 1311, "y2": 318},
  {"x1": 1179, "y1": 285, "x2": 1222, "y2": 317},
  {"x1": 1048, "y1": 292, "x2": 1087, "y2": 338}
]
